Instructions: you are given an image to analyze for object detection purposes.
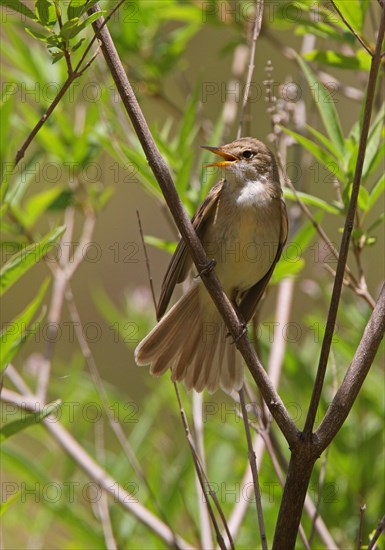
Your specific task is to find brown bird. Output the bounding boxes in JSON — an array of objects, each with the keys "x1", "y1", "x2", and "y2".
[{"x1": 135, "y1": 137, "x2": 288, "y2": 393}]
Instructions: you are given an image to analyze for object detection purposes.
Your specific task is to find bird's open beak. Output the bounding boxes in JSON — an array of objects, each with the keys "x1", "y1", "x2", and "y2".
[{"x1": 201, "y1": 146, "x2": 238, "y2": 168}]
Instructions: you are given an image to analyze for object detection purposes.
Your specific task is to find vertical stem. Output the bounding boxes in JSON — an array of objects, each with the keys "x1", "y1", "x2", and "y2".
[
  {"x1": 239, "y1": 388, "x2": 268, "y2": 550},
  {"x1": 272, "y1": 452, "x2": 316, "y2": 550}
]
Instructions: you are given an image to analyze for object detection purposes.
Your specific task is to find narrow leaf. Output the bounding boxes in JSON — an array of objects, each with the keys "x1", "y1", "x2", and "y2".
[
  {"x1": 0, "y1": 0, "x2": 36, "y2": 20},
  {"x1": 284, "y1": 189, "x2": 341, "y2": 215},
  {"x1": 296, "y1": 53, "x2": 345, "y2": 156},
  {"x1": 368, "y1": 174, "x2": 385, "y2": 211},
  {"x1": 280, "y1": 126, "x2": 347, "y2": 185},
  {"x1": 0, "y1": 226, "x2": 65, "y2": 296},
  {"x1": 0, "y1": 400, "x2": 61, "y2": 441},
  {"x1": 304, "y1": 50, "x2": 371, "y2": 71},
  {"x1": 0, "y1": 278, "x2": 49, "y2": 372}
]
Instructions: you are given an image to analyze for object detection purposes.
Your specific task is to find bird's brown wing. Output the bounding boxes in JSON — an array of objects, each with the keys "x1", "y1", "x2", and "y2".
[
  {"x1": 238, "y1": 199, "x2": 288, "y2": 323},
  {"x1": 156, "y1": 180, "x2": 224, "y2": 320}
]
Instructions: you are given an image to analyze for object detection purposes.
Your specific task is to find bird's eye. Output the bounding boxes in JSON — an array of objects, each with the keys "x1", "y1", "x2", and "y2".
[{"x1": 242, "y1": 150, "x2": 253, "y2": 158}]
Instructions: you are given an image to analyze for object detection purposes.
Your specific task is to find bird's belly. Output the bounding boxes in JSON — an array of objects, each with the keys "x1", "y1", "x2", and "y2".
[{"x1": 203, "y1": 203, "x2": 281, "y2": 294}]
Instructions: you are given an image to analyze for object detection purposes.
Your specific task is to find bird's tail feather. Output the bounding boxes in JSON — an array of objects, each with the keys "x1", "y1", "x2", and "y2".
[{"x1": 135, "y1": 283, "x2": 243, "y2": 393}]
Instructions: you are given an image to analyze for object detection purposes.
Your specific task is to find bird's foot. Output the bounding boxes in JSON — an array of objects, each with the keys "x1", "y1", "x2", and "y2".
[{"x1": 198, "y1": 258, "x2": 216, "y2": 277}]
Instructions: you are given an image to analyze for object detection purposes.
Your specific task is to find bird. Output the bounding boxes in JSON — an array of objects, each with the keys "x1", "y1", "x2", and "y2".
[{"x1": 135, "y1": 137, "x2": 288, "y2": 393}]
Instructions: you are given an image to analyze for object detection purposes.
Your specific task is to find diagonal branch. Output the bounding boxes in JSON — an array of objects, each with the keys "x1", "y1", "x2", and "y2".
[
  {"x1": 303, "y1": 5, "x2": 385, "y2": 438},
  {"x1": 88, "y1": 4, "x2": 300, "y2": 448}
]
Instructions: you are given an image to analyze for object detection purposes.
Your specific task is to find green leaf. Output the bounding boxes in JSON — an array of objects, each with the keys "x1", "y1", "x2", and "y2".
[
  {"x1": 357, "y1": 186, "x2": 370, "y2": 212},
  {"x1": 144, "y1": 235, "x2": 177, "y2": 255},
  {"x1": 20, "y1": 185, "x2": 65, "y2": 229},
  {"x1": 280, "y1": 126, "x2": 347, "y2": 185},
  {"x1": 296, "y1": 53, "x2": 345, "y2": 157},
  {"x1": 363, "y1": 107, "x2": 385, "y2": 179},
  {"x1": 368, "y1": 174, "x2": 385, "y2": 211},
  {"x1": 67, "y1": 0, "x2": 88, "y2": 20},
  {"x1": 366, "y1": 212, "x2": 385, "y2": 233},
  {"x1": 272, "y1": 256, "x2": 304, "y2": 284},
  {"x1": 332, "y1": 0, "x2": 369, "y2": 34},
  {"x1": 0, "y1": 226, "x2": 65, "y2": 296},
  {"x1": 60, "y1": 17, "x2": 81, "y2": 40},
  {"x1": 0, "y1": 490, "x2": 20, "y2": 517},
  {"x1": 364, "y1": 141, "x2": 385, "y2": 180},
  {"x1": 294, "y1": 21, "x2": 355, "y2": 44},
  {"x1": 60, "y1": 12, "x2": 103, "y2": 40},
  {"x1": 0, "y1": 0, "x2": 36, "y2": 20},
  {"x1": 272, "y1": 217, "x2": 320, "y2": 283},
  {"x1": 283, "y1": 189, "x2": 341, "y2": 215},
  {"x1": 0, "y1": 278, "x2": 49, "y2": 373},
  {"x1": 35, "y1": 0, "x2": 57, "y2": 26},
  {"x1": 24, "y1": 27, "x2": 49, "y2": 42},
  {"x1": 0, "y1": 400, "x2": 61, "y2": 441},
  {"x1": 0, "y1": 94, "x2": 15, "y2": 177},
  {"x1": 305, "y1": 124, "x2": 342, "y2": 160},
  {"x1": 304, "y1": 50, "x2": 371, "y2": 71}
]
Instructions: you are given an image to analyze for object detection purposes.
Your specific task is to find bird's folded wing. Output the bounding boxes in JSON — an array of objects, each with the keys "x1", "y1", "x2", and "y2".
[
  {"x1": 156, "y1": 180, "x2": 224, "y2": 320},
  {"x1": 238, "y1": 198, "x2": 288, "y2": 323}
]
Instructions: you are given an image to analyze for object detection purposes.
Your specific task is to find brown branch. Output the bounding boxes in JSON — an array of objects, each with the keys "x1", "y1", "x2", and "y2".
[
  {"x1": 303, "y1": 8, "x2": 385, "y2": 438},
  {"x1": 14, "y1": 75, "x2": 78, "y2": 166},
  {"x1": 238, "y1": 388, "x2": 267, "y2": 550},
  {"x1": 88, "y1": 4, "x2": 300, "y2": 449},
  {"x1": 356, "y1": 504, "x2": 366, "y2": 550},
  {"x1": 368, "y1": 514, "x2": 385, "y2": 550}
]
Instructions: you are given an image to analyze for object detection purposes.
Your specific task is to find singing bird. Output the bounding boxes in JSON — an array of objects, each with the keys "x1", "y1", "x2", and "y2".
[{"x1": 135, "y1": 137, "x2": 288, "y2": 393}]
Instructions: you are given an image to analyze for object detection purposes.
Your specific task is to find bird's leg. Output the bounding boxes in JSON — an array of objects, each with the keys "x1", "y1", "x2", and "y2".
[{"x1": 226, "y1": 296, "x2": 248, "y2": 344}]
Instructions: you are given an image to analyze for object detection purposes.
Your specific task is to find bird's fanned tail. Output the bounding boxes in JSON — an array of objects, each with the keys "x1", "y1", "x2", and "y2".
[{"x1": 135, "y1": 283, "x2": 243, "y2": 393}]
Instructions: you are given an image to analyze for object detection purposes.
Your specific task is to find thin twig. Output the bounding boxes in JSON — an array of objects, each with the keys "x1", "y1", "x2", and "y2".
[
  {"x1": 136, "y1": 210, "x2": 157, "y2": 311},
  {"x1": 238, "y1": 388, "x2": 268, "y2": 550},
  {"x1": 173, "y1": 383, "x2": 231, "y2": 550},
  {"x1": 367, "y1": 513, "x2": 385, "y2": 550},
  {"x1": 303, "y1": 8, "x2": 385, "y2": 438},
  {"x1": 237, "y1": 0, "x2": 264, "y2": 139},
  {"x1": 356, "y1": 504, "x2": 366, "y2": 550},
  {"x1": 329, "y1": 0, "x2": 373, "y2": 55}
]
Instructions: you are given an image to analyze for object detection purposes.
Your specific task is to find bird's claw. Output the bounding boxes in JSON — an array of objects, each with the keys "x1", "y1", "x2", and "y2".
[
  {"x1": 198, "y1": 258, "x2": 216, "y2": 277},
  {"x1": 226, "y1": 324, "x2": 247, "y2": 344}
]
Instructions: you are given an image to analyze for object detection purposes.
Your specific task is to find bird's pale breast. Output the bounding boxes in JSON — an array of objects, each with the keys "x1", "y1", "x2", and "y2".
[{"x1": 202, "y1": 178, "x2": 281, "y2": 295}]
